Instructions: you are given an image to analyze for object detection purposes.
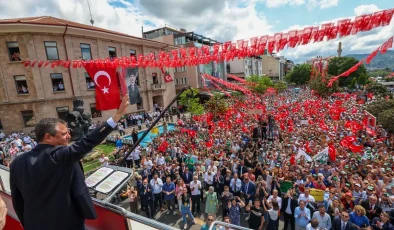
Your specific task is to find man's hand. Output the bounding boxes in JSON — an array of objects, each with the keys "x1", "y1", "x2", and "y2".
[{"x1": 113, "y1": 95, "x2": 130, "y2": 123}]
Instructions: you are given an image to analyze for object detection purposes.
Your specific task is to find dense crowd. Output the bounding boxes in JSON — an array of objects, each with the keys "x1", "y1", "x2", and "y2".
[{"x1": 107, "y1": 88, "x2": 394, "y2": 230}]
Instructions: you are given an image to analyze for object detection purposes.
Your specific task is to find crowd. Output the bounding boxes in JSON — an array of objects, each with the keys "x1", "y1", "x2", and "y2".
[
  {"x1": 0, "y1": 131, "x2": 37, "y2": 167},
  {"x1": 109, "y1": 88, "x2": 394, "y2": 230}
]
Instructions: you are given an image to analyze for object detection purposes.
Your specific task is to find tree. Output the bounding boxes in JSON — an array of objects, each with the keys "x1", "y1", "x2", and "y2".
[
  {"x1": 178, "y1": 88, "x2": 205, "y2": 116},
  {"x1": 245, "y1": 75, "x2": 273, "y2": 94},
  {"x1": 273, "y1": 81, "x2": 287, "y2": 93},
  {"x1": 308, "y1": 75, "x2": 340, "y2": 97},
  {"x1": 365, "y1": 82, "x2": 393, "y2": 99},
  {"x1": 366, "y1": 99, "x2": 394, "y2": 133},
  {"x1": 327, "y1": 57, "x2": 368, "y2": 87},
  {"x1": 357, "y1": 73, "x2": 368, "y2": 85},
  {"x1": 286, "y1": 64, "x2": 311, "y2": 85},
  {"x1": 204, "y1": 93, "x2": 228, "y2": 116}
]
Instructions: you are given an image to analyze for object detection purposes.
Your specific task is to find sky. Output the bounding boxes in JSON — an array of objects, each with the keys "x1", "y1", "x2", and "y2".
[{"x1": 0, "y1": 0, "x2": 393, "y2": 63}]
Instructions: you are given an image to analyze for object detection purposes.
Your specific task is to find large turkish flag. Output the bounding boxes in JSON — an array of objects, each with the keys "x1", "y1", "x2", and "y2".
[{"x1": 84, "y1": 65, "x2": 121, "y2": 110}]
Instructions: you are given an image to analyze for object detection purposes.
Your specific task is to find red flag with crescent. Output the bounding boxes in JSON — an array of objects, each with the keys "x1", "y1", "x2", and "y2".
[{"x1": 84, "y1": 65, "x2": 120, "y2": 110}]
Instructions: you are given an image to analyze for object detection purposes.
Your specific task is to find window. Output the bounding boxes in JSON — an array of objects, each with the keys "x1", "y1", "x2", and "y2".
[
  {"x1": 50, "y1": 73, "x2": 65, "y2": 92},
  {"x1": 152, "y1": 73, "x2": 158, "y2": 84},
  {"x1": 175, "y1": 79, "x2": 179, "y2": 85},
  {"x1": 7, "y1": 42, "x2": 21, "y2": 61},
  {"x1": 44, "y1": 42, "x2": 59, "y2": 60},
  {"x1": 90, "y1": 104, "x2": 102, "y2": 118},
  {"x1": 184, "y1": 78, "x2": 187, "y2": 84},
  {"x1": 176, "y1": 66, "x2": 186, "y2": 72},
  {"x1": 56, "y1": 106, "x2": 69, "y2": 121},
  {"x1": 108, "y1": 47, "x2": 116, "y2": 59},
  {"x1": 80, "y1": 44, "x2": 92, "y2": 60},
  {"x1": 130, "y1": 49, "x2": 136, "y2": 57},
  {"x1": 85, "y1": 72, "x2": 95, "y2": 89},
  {"x1": 14, "y1": 76, "x2": 29, "y2": 94},
  {"x1": 21, "y1": 110, "x2": 36, "y2": 127},
  {"x1": 0, "y1": 119, "x2": 3, "y2": 130}
]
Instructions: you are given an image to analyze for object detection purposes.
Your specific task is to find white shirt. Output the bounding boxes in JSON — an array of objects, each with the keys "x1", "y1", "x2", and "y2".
[
  {"x1": 150, "y1": 178, "x2": 163, "y2": 194},
  {"x1": 144, "y1": 160, "x2": 153, "y2": 170},
  {"x1": 298, "y1": 193, "x2": 315, "y2": 204},
  {"x1": 204, "y1": 172, "x2": 214, "y2": 185},
  {"x1": 132, "y1": 149, "x2": 141, "y2": 160},
  {"x1": 190, "y1": 180, "x2": 202, "y2": 195},
  {"x1": 306, "y1": 223, "x2": 319, "y2": 230},
  {"x1": 157, "y1": 156, "x2": 166, "y2": 166},
  {"x1": 207, "y1": 165, "x2": 217, "y2": 174},
  {"x1": 268, "y1": 195, "x2": 282, "y2": 208},
  {"x1": 99, "y1": 157, "x2": 109, "y2": 167}
]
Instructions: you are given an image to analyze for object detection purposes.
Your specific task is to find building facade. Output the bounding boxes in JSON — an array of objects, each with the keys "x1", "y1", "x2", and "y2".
[
  {"x1": 0, "y1": 16, "x2": 176, "y2": 134},
  {"x1": 143, "y1": 26, "x2": 226, "y2": 94},
  {"x1": 226, "y1": 57, "x2": 263, "y2": 78},
  {"x1": 261, "y1": 55, "x2": 287, "y2": 81}
]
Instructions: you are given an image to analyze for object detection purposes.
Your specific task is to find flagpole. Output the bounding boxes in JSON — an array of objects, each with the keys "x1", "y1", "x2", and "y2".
[{"x1": 118, "y1": 85, "x2": 191, "y2": 165}]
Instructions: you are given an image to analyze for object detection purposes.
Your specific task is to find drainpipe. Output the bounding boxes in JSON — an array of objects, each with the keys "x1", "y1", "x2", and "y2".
[{"x1": 63, "y1": 25, "x2": 76, "y2": 98}]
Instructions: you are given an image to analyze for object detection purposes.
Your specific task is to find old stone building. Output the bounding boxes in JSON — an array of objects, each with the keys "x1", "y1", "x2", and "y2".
[{"x1": 0, "y1": 16, "x2": 177, "y2": 134}]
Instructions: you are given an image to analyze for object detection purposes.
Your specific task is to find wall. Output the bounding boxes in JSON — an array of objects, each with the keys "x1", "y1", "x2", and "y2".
[
  {"x1": 261, "y1": 55, "x2": 280, "y2": 78},
  {"x1": 0, "y1": 29, "x2": 176, "y2": 133}
]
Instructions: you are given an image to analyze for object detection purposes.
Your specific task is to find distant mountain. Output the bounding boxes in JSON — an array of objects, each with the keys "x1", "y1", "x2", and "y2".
[{"x1": 345, "y1": 50, "x2": 394, "y2": 70}]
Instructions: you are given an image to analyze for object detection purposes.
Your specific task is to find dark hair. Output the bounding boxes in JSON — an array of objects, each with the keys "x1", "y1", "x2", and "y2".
[{"x1": 35, "y1": 118, "x2": 66, "y2": 142}]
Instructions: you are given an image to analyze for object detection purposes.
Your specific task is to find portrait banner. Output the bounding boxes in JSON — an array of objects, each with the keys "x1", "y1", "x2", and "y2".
[{"x1": 117, "y1": 67, "x2": 142, "y2": 105}]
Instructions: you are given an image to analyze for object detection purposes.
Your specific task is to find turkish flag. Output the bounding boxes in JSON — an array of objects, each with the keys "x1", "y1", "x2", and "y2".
[
  {"x1": 84, "y1": 65, "x2": 121, "y2": 110},
  {"x1": 163, "y1": 71, "x2": 173, "y2": 83},
  {"x1": 328, "y1": 144, "x2": 336, "y2": 161}
]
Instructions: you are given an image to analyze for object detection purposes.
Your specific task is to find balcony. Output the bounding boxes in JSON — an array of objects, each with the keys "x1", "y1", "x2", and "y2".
[{"x1": 151, "y1": 84, "x2": 166, "y2": 90}]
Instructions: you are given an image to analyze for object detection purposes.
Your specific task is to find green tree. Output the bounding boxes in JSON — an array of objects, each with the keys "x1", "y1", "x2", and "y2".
[
  {"x1": 366, "y1": 99, "x2": 394, "y2": 133},
  {"x1": 367, "y1": 69, "x2": 392, "y2": 78},
  {"x1": 273, "y1": 81, "x2": 287, "y2": 93},
  {"x1": 245, "y1": 75, "x2": 273, "y2": 94},
  {"x1": 365, "y1": 82, "x2": 393, "y2": 99},
  {"x1": 308, "y1": 75, "x2": 340, "y2": 97},
  {"x1": 286, "y1": 64, "x2": 311, "y2": 85},
  {"x1": 178, "y1": 88, "x2": 204, "y2": 116},
  {"x1": 204, "y1": 93, "x2": 228, "y2": 116},
  {"x1": 349, "y1": 78, "x2": 357, "y2": 89},
  {"x1": 327, "y1": 57, "x2": 367, "y2": 87},
  {"x1": 357, "y1": 73, "x2": 368, "y2": 85}
]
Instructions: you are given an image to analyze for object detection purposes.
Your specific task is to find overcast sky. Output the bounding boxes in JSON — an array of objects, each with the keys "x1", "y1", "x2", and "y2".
[{"x1": 0, "y1": 0, "x2": 393, "y2": 63}]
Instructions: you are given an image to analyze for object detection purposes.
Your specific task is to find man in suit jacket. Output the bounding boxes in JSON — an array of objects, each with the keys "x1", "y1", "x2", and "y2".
[
  {"x1": 241, "y1": 177, "x2": 256, "y2": 205},
  {"x1": 139, "y1": 179, "x2": 155, "y2": 219},
  {"x1": 281, "y1": 189, "x2": 298, "y2": 230},
  {"x1": 332, "y1": 213, "x2": 358, "y2": 230},
  {"x1": 10, "y1": 95, "x2": 129, "y2": 230},
  {"x1": 182, "y1": 168, "x2": 193, "y2": 186},
  {"x1": 361, "y1": 195, "x2": 382, "y2": 221},
  {"x1": 127, "y1": 73, "x2": 142, "y2": 105}
]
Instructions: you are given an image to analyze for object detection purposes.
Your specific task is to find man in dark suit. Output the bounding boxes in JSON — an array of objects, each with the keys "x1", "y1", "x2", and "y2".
[
  {"x1": 281, "y1": 189, "x2": 298, "y2": 230},
  {"x1": 241, "y1": 177, "x2": 256, "y2": 205},
  {"x1": 10, "y1": 95, "x2": 129, "y2": 230},
  {"x1": 127, "y1": 71, "x2": 142, "y2": 105},
  {"x1": 361, "y1": 195, "x2": 382, "y2": 222},
  {"x1": 182, "y1": 168, "x2": 193, "y2": 185},
  {"x1": 139, "y1": 179, "x2": 155, "y2": 219},
  {"x1": 332, "y1": 212, "x2": 358, "y2": 230}
]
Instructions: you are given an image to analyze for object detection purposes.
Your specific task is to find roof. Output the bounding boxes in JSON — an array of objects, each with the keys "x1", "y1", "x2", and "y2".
[{"x1": 0, "y1": 16, "x2": 170, "y2": 46}]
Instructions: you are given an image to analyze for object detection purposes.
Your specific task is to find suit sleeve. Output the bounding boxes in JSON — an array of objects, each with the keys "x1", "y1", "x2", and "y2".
[
  {"x1": 50, "y1": 119, "x2": 115, "y2": 164},
  {"x1": 10, "y1": 164, "x2": 24, "y2": 227}
]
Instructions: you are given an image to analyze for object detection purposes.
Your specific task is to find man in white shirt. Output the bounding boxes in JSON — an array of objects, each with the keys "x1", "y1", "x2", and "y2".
[
  {"x1": 268, "y1": 189, "x2": 283, "y2": 209},
  {"x1": 298, "y1": 188, "x2": 316, "y2": 210},
  {"x1": 206, "y1": 161, "x2": 217, "y2": 174},
  {"x1": 204, "y1": 171, "x2": 214, "y2": 189},
  {"x1": 131, "y1": 147, "x2": 141, "y2": 168},
  {"x1": 157, "y1": 153, "x2": 166, "y2": 166},
  {"x1": 150, "y1": 173, "x2": 163, "y2": 212},
  {"x1": 306, "y1": 218, "x2": 320, "y2": 230},
  {"x1": 144, "y1": 157, "x2": 153, "y2": 170},
  {"x1": 312, "y1": 205, "x2": 331, "y2": 230},
  {"x1": 230, "y1": 173, "x2": 242, "y2": 197},
  {"x1": 189, "y1": 176, "x2": 202, "y2": 214}
]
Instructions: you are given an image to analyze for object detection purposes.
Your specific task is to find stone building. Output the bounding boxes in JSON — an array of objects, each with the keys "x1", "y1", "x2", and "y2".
[{"x1": 0, "y1": 16, "x2": 176, "y2": 134}]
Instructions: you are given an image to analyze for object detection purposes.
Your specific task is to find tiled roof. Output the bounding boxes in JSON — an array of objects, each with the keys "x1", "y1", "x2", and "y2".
[{"x1": 0, "y1": 16, "x2": 159, "y2": 43}]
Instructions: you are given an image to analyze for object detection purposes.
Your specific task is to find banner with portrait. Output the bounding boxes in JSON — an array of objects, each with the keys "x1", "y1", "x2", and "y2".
[{"x1": 118, "y1": 67, "x2": 142, "y2": 106}]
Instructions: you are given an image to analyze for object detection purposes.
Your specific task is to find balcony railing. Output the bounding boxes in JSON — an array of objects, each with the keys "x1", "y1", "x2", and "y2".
[{"x1": 151, "y1": 84, "x2": 165, "y2": 90}]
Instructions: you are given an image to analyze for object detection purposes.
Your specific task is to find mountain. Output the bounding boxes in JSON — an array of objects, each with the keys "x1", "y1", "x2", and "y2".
[{"x1": 345, "y1": 50, "x2": 394, "y2": 70}]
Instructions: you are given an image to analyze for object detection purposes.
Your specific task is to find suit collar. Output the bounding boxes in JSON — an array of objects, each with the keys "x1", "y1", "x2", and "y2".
[{"x1": 33, "y1": 144, "x2": 57, "y2": 150}]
